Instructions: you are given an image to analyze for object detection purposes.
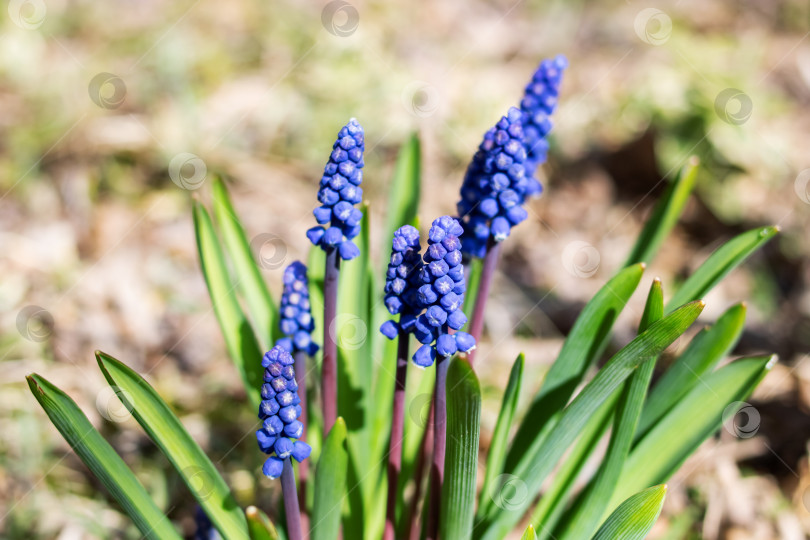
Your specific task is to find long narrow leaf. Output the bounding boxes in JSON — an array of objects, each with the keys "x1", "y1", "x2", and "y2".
[
  {"x1": 476, "y1": 300, "x2": 704, "y2": 540},
  {"x1": 311, "y1": 418, "x2": 348, "y2": 540},
  {"x1": 246, "y1": 506, "x2": 281, "y2": 540},
  {"x1": 521, "y1": 525, "x2": 538, "y2": 540},
  {"x1": 441, "y1": 358, "x2": 482, "y2": 540},
  {"x1": 193, "y1": 202, "x2": 263, "y2": 408},
  {"x1": 592, "y1": 485, "x2": 667, "y2": 540},
  {"x1": 382, "y1": 134, "x2": 421, "y2": 260},
  {"x1": 96, "y1": 351, "x2": 249, "y2": 539},
  {"x1": 26, "y1": 374, "x2": 182, "y2": 540},
  {"x1": 212, "y1": 178, "x2": 280, "y2": 349}
]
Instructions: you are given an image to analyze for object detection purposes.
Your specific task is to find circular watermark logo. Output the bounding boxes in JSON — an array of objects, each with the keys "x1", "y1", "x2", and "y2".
[
  {"x1": 184, "y1": 466, "x2": 215, "y2": 501},
  {"x1": 88, "y1": 73, "x2": 127, "y2": 110},
  {"x1": 321, "y1": 1, "x2": 359, "y2": 37},
  {"x1": 634, "y1": 8, "x2": 672, "y2": 46},
  {"x1": 489, "y1": 474, "x2": 529, "y2": 511},
  {"x1": 168, "y1": 153, "x2": 207, "y2": 190},
  {"x1": 714, "y1": 88, "x2": 753, "y2": 125},
  {"x1": 250, "y1": 233, "x2": 288, "y2": 270},
  {"x1": 562, "y1": 241, "x2": 601, "y2": 278},
  {"x1": 330, "y1": 313, "x2": 368, "y2": 350},
  {"x1": 401, "y1": 81, "x2": 440, "y2": 118},
  {"x1": 794, "y1": 169, "x2": 810, "y2": 204},
  {"x1": 8, "y1": 0, "x2": 46, "y2": 30},
  {"x1": 722, "y1": 401, "x2": 760, "y2": 439},
  {"x1": 96, "y1": 386, "x2": 135, "y2": 423},
  {"x1": 408, "y1": 392, "x2": 434, "y2": 429},
  {"x1": 16, "y1": 305, "x2": 54, "y2": 342}
]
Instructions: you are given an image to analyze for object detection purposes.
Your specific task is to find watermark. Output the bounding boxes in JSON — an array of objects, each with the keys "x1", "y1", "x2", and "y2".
[
  {"x1": 330, "y1": 313, "x2": 368, "y2": 350},
  {"x1": 8, "y1": 0, "x2": 46, "y2": 30},
  {"x1": 489, "y1": 474, "x2": 529, "y2": 511},
  {"x1": 169, "y1": 153, "x2": 207, "y2": 190},
  {"x1": 722, "y1": 401, "x2": 760, "y2": 439},
  {"x1": 714, "y1": 88, "x2": 753, "y2": 125},
  {"x1": 794, "y1": 169, "x2": 810, "y2": 204},
  {"x1": 250, "y1": 233, "x2": 288, "y2": 270},
  {"x1": 634, "y1": 8, "x2": 672, "y2": 46},
  {"x1": 16, "y1": 305, "x2": 54, "y2": 342},
  {"x1": 88, "y1": 73, "x2": 127, "y2": 110},
  {"x1": 401, "y1": 81, "x2": 440, "y2": 118},
  {"x1": 184, "y1": 466, "x2": 215, "y2": 501},
  {"x1": 408, "y1": 392, "x2": 434, "y2": 429},
  {"x1": 96, "y1": 386, "x2": 135, "y2": 423},
  {"x1": 321, "y1": 1, "x2": 359, "y2": 37},
  {"x1": 562, "y1": 240, "x2": 600, "y2": 278}
]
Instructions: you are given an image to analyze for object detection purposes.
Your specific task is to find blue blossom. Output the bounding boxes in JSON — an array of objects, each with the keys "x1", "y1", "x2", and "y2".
[
  {"x1": 274, "y1": 261, "x2": 319, "y2": 356},
  {"x1": 380, "y1": 225, "x2": 423, "y2": 340},
  {"x1": 306, "y1": 119, "x2": 365, "y2": 261},
  {"x1": 256, "y1": 345, "x2": 311, "y2": 479},
  {"x1": 412, "y1": 216, "x2": 476, "y2": 367},
  {"x1": 194, "y1": 507, "x2": 221, "y2": 540}
]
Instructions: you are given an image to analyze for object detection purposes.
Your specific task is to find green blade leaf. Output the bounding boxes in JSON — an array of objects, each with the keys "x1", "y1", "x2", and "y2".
[
  {"x1": 624, "y1": 158, "x2": 699, "y2": 266},
  {"x1": 505, "y1": 263, "x2": 645, "y2": 476},
  {"x1": 665, "y1": 226, "x2": 779, "y2": 313},
  {"x1": 26, "y1": 374, "x2": 182, "y2": 540},
  {"x1": 478, "y1": 354, "x2": 524, "y2": 518},
  {"x1": 592, "y1": 485, "x2": 667, "y2": 540},
  {"x1": 462, "y1": 258, "x2": 483, "y2": 322},
  {"x1": 193, "y1": 201, "x2": 263, "y2": 408},
  {"x1": 95, "y1": 351, "x2": 249, "y2": 539},
  {"x1": 477, "y1": 300, "x2": 704, "y2": 540},
  {"x1": 521, "y1": 524, "x2": 538, "y2": 540},
  {"x1": 311, "y1": 418, "x2": 348, "y2": 540},
  {"x1": 246, "y1": 506, "x2": 281, "y2": 540},
  {"x1": 636, "y1": 302, "x2": 747, "y2": 441},
  {"x1": 441, "y1": 358, "x2": 482, "y2": 540},
  {"x1": 382, "y1": 134, "x2": 421, "y2": 259},
  {"x1": 212, "y1": 177, "x2": 280, "y2": 349},
  {"x1": 556, "y1": 280, "x2": 665, "y2": 539},
  {"x1": 609, "y1": 354, "x2": 776, "y2": 510}
]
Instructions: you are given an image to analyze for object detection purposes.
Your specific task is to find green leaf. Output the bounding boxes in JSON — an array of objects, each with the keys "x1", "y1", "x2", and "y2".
[
  {"x1": 95, "y1": 351, "x2": 249, "y2": 539},
  {"x1": 478, "y1": 354, "x2": 523, "y2": 518},
  {"x1": 609, "y1": 354, "x2": 776, "y2": 510},
  {"x1": 592, "y1": 485, "x2": 667, "y2": 540},
  {"x1": 212, "y1": 178, "x2": 280, "y2": 349},
  {"x1": 521, "y1": 524, "x2": 538, "y2": 540},
  {"x1": 193, "y1": 202, "x2": 263, "y2": 408},
  {"x1": 246, "y1": 506, "x2": 280, "y2": 540},
  {"x1": 665, "y1": 226, "x2": 779, "y2": 313},
  {"x1": 311, "y1": 418, "x2": 348, "y2": 540},
  {"x1": 441, "y1": 358, "x2": 482, "y2": 540},
  {"x1": 462, "y1": 258, "x2": 483, "y2": 322},
  {"x1": 624, "y1": 159, "x2": 699, "y2": 266},
  {"x1": 636, "y1": 302, "x2": 747, "y2": 441},
  {"x1": 556, "y1": 280, "x2": 665, "y2": 539},
  {"x1": 26, "y1": 374, "x2": 182, "y2": 540},
  {"x1": 476, "y1": 300, "x2": 704, "y2": 540},
  {"x1": 505, "y1": 263, "x2": 645, "y2": 477},
  {"x1": 382, "y1": 134, "x2": 421, "y2": 259}
]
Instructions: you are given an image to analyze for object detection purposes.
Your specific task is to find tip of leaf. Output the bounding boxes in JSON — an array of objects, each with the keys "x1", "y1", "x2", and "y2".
[
  {"x1": 687, "y1": 155, "x2": 700, "y2": 166},
  {"x1": 639, "y1": 262, "x2": 647, "y2": 270},
  {"x1": 245, "y1": 506, "x2": 259, "y2": 518},
  {"x1": 697, "y1": 300, "x2": 706, "y2": 309},
  {"x1": 653, "y1": 277, "x2": 661, "y2": 283},
  {"x1": 765, "y1": 354, "x2": 779, "y2": 370}
]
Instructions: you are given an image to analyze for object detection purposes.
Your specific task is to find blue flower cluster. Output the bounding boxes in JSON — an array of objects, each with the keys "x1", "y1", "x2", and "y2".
[
  {"x1": 256, "y1": 346, "x2": 311, "y2": 479},
  {"x1": 306, "y1": 119, "x2": 365, "y2": 261},
  {"x1": 380, "y1": 225, "x2": 423, "y2": 340},
  {"x1": 521, "y1": 54, "x2": 567, "y2": 190},
  {"x1": 457, "y1": 107, "x2": 530, "y2": 258},
  {"x1": 275, "y1": 261, "x2": 318, "y2": 356},
  {"x1": 412, "y1": 217, "x2": 476, "y2": 367}
]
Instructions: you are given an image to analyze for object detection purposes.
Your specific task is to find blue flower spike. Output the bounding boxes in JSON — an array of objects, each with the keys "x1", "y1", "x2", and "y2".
[
  {"x1": 380, "y1": 225, "x2": 424, "y2": 340},
  {"x1": 306, "y1": 119, "x2": 365, "y2": 261},
  {"x1": 275, "y1": 261, "x2": 319, "y2": 356},
  {"x1": 257, "y1": 345, "x2": 311, "y2": 479},
  {"x1": 412, "y1": 216, "x2": 476, "y2": 367}
]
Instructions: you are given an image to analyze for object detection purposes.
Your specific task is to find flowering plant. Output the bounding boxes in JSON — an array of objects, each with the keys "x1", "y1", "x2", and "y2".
[{"x1": 27, "y1": 56, "x2": 778, "y2": 540}]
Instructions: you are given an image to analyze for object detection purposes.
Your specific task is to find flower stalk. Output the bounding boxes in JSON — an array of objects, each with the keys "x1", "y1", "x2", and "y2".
[
  {"x1": 322, "y1": 249, "x2": 340, "y2": 434},
  {"x1": 467, "y1": 238, "x2": 501, "y2": 362},
  {"x1": 384, "y1": 328, "x2": 410, "y2": 540},
  {"x1": 281, "y1": 458, "x2": 304, "y2": 540}
]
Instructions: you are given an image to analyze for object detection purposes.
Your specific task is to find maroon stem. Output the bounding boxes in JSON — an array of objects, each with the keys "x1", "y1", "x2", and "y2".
[
  {"x1": 425, "y1": 349, "x2": 449, "y2": 540},
  {"x1": 322, "y1": 248, "x2": 340, "y2": 436},
  {"x1": 404, "y1": 400, "x2": 434, "y2": 540},
  {"x1": 281, "y1": 457, "x2": 304, "y2": 540},
  {"x1": 294, "y1": 350, "x2": 309, "y2": 520},
  {"x1": 384, "y1": 329, "x2": 411, "y2": 540},
  {"x1": 467, "y1": 239, "x2": 501, "y2": 364}
]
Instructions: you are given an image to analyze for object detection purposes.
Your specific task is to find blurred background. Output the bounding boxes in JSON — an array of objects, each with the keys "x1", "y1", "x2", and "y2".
[{"x1": 1, "y1": 0, "x2": 809, "y2": 538}]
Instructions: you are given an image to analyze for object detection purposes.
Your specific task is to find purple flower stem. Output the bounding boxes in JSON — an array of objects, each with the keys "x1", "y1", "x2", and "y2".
[
  {"x1": 384, "y1": 328, "x2": 411, "y2": 540},
  {"x1": 467, "y1": 238, "x2": 501, "y2": 364},
  {"x1": 294, "y1": 350, "x2": 309, "y2": 517},
  {"x1": 281, "y1": 457, "x2": 304, "y2": 540},
  {"x1": 322, "y1": 248, "x2": 340, "y2": 436},
  {"x1": 425, "y1": 337, "x2": 450, "y2": 540}
]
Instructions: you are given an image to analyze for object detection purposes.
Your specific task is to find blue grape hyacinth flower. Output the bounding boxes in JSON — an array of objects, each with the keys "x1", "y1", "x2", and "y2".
[
  {"x1": 521, "y1": 54, "x2": 567, "y2": 193},
  {"x1": 306, "y1": 119, "x2": 365, "y2": 261},
  {"x1": 380, "y1": 225, "x2": 423, "y2": 340},
  {"x1": 257, "y1": 345, "x2": 312, "y2": 479},
  {"x1": 275, "y1": 261, "x2": 319, "y2": 356},
  {"x1": 457, "y1": 107, "x2": 530, "y2": 257},
  {"x1": 412, "y1": 216, "x2": 476, "y2": 367}
]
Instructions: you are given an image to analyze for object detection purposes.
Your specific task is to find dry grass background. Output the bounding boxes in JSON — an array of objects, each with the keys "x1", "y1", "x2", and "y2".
[{"x1": 1, "y1": 0, "x2": 810, "y2": 538}]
